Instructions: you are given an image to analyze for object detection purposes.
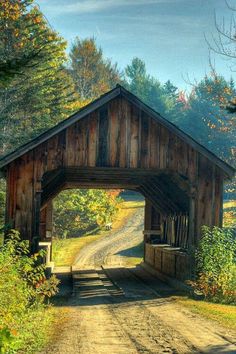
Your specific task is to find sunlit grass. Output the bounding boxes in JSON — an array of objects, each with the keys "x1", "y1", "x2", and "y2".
[
  {"x1": 223, "y1": 200, "x2": 236, "y2": 227},
  {"x1": 174, "y1": 296, "x2": 236, "y2": 330},
  {"x1": 52, "y1": 232, "x2": 105, "y2": 266},
  {"x1": 120, "y1": 200, "x2": 145, "y2": 209},
  {"x1": 224, "y1": 200, "x2": 236, "y2": 209}
]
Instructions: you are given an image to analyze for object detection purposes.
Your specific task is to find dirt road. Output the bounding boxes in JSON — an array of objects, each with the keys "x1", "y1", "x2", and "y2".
[
  {"x1": 73, "y1": 208, "x2": 144, "y2": 268},
  {"x1": 43, "y1": 209, "x2": 236, "y2": 354}
]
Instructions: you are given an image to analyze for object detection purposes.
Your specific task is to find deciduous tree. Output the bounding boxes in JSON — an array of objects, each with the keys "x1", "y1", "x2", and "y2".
[{"x1": 69, "y1": 37, "x2": 121, "y2": 101}]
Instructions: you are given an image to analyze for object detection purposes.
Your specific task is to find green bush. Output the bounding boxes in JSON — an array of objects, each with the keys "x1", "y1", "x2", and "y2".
[
  {"x1": 0, "y1": 230, "x2": 59, "y2": 353},
  {"x1": 190, "y1": 226, "x2": 236, "y2": 304}
]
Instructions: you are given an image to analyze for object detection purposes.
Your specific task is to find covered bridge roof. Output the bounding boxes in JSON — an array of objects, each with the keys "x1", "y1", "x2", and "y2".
[{"x1": 0, "y1": 84, "x2": 235, "y2": 178}]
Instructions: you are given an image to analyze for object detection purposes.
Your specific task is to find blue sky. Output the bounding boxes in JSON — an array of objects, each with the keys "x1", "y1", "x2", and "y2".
[{"x1": 36, "y1": 0, "x2": 235, "y2": 90}]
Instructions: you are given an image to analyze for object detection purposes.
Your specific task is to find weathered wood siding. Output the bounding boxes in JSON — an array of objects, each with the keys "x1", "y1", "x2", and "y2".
[{"x1": 5, "y1": 96, "x2": 224, "y2": 242}]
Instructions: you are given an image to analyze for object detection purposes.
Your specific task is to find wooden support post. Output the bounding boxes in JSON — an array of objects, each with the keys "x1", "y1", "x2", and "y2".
[
  {"x1": 46, "y1": 200, "x2": 53, "y2": 239},
  {"x1": 31, "y1": 191, "x2": 41, "y2": 254},
  {"x1": 188, "y1": 186, "x2": 196, "y2": 278},
  {"x1": 40, "y1": 200, "x2": 53, "y2": 241}
]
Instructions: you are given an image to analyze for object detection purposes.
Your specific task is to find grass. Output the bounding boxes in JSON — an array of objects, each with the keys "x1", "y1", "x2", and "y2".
[
  {"x1": 52, "y1": 198, "x2": 145, "y2": 266},
  {"x1": 52, "y1": 231, "x2": 105, "y2": 266},
  {"x1": 223, "y1": 200, "x2": 236, "y2": 227},
  {"x1": 174, "y1": 296, "x2": 236, "y2": 331},
  {"x1": 224, "y1": 200, "x2": 236, "y2": 209}
]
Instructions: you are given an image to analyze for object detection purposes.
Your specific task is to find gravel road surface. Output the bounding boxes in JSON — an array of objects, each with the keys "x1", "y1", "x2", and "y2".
[{"x1": 43, "y1": 209, "x2": 236, "y2": 354}]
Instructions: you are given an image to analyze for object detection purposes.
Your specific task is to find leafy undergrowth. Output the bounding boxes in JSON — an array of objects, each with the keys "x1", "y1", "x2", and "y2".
[
  {"x1": 174, "y1": 296, "x2": 236, "y2": 331},
  {"x1": 0, "y1": 231, "x2": 60, "y2": 353},
  {"x1": 52, "y1": 199, "x2": 144, "y2": 267},
  {"x1": 189, "y1": 226, "x2": 236, "y2": 304}
]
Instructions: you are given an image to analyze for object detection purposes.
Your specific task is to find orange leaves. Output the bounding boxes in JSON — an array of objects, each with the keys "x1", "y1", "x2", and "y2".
[{"x1": 33, "y1": 16, "x2": 41, "y2": 25}]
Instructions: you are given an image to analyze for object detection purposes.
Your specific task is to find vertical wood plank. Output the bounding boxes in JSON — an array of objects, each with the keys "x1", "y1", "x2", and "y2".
[
  {"x1": 149, "y1": 118, "x2": 159, "y2": 169},
  {"x1": 129, "y1": 104, "x2": 139, "y2": 168},
  {"x1": 108, "y1": 99, "x2": 120, "y2": 167},
  {"x1": 140, "y1": 111, "x2": 149, "y2": 168},
  {"x1": 88, "y1": 111, "x2": 99, "y2": 167},
  {"x1": 119, "y1": 98, "x2": 127, "y2": 167},
  {"x1": 97, "y1": 105, "x2": 109, "y2": 167}
]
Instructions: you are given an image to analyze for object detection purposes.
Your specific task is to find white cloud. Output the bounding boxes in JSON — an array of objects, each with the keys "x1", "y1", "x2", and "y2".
[{"x1": 37, "y1": 0, "x2": 185, "y2": 16}]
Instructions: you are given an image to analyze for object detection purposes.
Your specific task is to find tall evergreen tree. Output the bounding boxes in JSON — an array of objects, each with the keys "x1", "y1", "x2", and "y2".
[{"x1": 124, "y1": 57, "x2": 185, "y2": 124}]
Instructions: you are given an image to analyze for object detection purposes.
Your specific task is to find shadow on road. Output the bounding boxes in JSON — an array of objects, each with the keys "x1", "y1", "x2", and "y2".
[{"x1": 52, "y1": 266, "x2": 183, "y2": 307}]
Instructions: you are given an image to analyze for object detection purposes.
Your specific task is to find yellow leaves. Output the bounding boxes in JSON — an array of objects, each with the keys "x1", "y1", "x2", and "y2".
[
  {"x1": 0, "y1": 0, "x2": 21, "y2": 21},
  {"x1": 64, "y1": 99, "x2": 91, "y2": 113}
]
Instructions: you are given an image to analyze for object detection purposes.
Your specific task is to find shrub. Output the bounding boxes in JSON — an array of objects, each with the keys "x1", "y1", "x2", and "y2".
[
  {"x1": 0, "y1": 230, "x2": 59, "y2": 353},
  {"x1": 190, "y1": 226, "x2": 236, "y2": 304}
]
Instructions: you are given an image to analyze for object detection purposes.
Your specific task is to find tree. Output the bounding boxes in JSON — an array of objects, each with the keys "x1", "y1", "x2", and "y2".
[
  {"x1": 0, "y1": 1, "x2": 78, "y2": 154},
  {"x1": 181, "y1": 73, "x2": 236, "y2": 161},
  {"x1": 69, "y1": 37, "x2": 121, "y2": 101},
  {"x1": 207, "y1": 1, "x2": 236, "y2": 115},
  {"x1": 124, "y1": 57, "x2": 185, "y2": 124},
  {"x1": 53, "y1": 189, "x2": 121, "y2": 238},
  {"x1": 0, "y1": 1, "x2": 62, "y2": 86},
  {"x1": 125, "y1": 58, "x2": 168, "y2": 115}
]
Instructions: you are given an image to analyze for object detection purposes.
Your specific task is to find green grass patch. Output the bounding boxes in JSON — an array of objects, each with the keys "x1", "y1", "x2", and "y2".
[
  {"x1": 175, "y1": 297, "x2": 236, "y2": 331},
  {"x1": 52, "y1": 231, "x2": 106, "y2": 266}
]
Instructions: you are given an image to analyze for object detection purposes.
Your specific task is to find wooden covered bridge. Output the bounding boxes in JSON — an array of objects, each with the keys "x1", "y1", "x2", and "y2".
[{"x1": 0, "y1": 85, "x2": 234, "y2": 282}]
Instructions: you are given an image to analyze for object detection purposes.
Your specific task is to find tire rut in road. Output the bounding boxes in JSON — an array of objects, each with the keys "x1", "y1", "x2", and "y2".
[{"x1": 94, "y1": 267, "x2": 197, "y2": 354}]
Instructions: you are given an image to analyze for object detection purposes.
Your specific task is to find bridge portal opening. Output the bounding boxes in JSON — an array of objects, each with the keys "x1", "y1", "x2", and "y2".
[
  {"x1": 38, "y1": 166, "x2": 193, "y2": 282},
  {"x1": 44, "y1": 189, "x2": 145, "y2": 269}
]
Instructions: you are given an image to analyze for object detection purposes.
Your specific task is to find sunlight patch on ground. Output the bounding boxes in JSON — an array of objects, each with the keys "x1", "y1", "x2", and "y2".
[{"x1": 174, "y1": 297, "x2": 236, "y2": 331}]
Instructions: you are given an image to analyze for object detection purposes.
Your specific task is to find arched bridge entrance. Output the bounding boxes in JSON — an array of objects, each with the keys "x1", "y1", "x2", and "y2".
[{"x1": 0, "y1": 85, "x2": 234, "y2": 282}]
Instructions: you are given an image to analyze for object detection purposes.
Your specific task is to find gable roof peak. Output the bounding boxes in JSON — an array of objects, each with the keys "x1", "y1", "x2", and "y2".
[{"x1": 0, "y1": 85, "x2": 235, "y2": 178}]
